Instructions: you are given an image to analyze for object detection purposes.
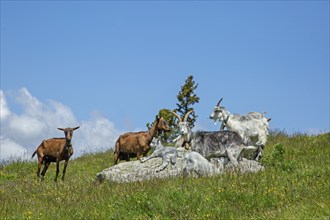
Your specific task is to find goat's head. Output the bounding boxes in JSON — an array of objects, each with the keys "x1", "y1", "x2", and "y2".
[
  {"x1": 150, "y1": 137, "x2": 162, "y2": 149},
  {"x1": 171, "y1": 110, "x2": 193, "y2": 135},
  {"x1": 58, "y1": 126, "x2": 80, "y2": 142},
  {"x1": 209, "y1": 98, "x2": 226, "y2": 123},
  {"x1": 156, "y1": 117, "x2": 171, "y2": 132},
  {"x1": 261, "y1": 112, "x2": 272, "y2": 130}
]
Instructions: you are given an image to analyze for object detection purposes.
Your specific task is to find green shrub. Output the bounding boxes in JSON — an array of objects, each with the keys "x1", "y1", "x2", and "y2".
[{"x1": 262, "y1": 143, "x2": 297, "y2": 173}]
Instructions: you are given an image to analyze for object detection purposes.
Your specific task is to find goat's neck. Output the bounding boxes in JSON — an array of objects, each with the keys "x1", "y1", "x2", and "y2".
[
  {"x1": 222, "y1": 109, "x2": 230, "y2": 120},
  {"x1": 184, "y1": 130, "x2": 194, "y2": 144},
  {"x1": 156, "y1": 144, "x2": 164, "y2": 150},
  {"x1": 223, "y1": 113, "x2": 241, "y2": 131},
  {"x1": 65, "y1": 139, "x2": 72, "y2": 148},
  {"x1": 148, "y1": 120, "x2": 159, "y2": 138}
]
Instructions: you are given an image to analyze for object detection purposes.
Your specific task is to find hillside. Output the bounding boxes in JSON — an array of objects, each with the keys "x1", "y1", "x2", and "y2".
[{"x1": 1, "y1": 132, "x2": 329, "y2": 219}]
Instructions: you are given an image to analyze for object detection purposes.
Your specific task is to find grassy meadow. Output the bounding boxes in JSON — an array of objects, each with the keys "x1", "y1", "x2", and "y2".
[{"x1": 1, "y1": 132, "x2": 329, "y2": 219}]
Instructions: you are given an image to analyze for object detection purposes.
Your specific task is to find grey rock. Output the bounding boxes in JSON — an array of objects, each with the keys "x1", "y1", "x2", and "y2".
[{"x1": 96, "y1": 150, "x2": 264, "y2": 184}]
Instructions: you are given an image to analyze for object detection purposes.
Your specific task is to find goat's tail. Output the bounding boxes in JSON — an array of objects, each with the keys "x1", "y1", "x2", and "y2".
[{"x1": 31, "y1": 150, "x2": 37, "y2": 158}]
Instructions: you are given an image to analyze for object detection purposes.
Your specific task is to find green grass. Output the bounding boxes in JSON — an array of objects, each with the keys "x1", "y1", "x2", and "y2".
[{"x1": 1, "y1": 132, "x2": 329, "y2": 219}]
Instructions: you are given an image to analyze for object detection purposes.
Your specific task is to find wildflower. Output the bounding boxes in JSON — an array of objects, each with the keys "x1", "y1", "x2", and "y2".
[{"x1": 24, "y1": 211, "x2": 32, "y2": 219}]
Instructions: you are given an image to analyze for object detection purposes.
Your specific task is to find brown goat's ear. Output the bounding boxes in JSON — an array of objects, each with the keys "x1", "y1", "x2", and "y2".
[
  {"x1": 73, "y1": 126, "x2": 80, "y2": 130},
  {"x1": 267, "y1": 118, "x2": 272, "y2": 122},
  {"x1": 58, "y1": 128, "x2": 64, "y2": 131}
]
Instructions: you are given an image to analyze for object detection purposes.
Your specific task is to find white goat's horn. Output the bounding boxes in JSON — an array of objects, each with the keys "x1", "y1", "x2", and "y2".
[
  {"x1": 216, "y1": 98, "x2": 223, "y2": 107},
  {"x1": 183, "y1": 110, "x2": 194, "y2": 122},
  {"x1": 171, "y1": 111, "x2": 182, "y2": 122}
]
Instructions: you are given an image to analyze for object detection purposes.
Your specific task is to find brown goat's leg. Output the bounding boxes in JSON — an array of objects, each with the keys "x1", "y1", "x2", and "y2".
[
  {"x1": 61, "y1": 160, "x2": 69, "y2": 181},
  {"x1": 54, "y1": 160, "x2": 60, "y2": 182},
  {"x1": 137, "y1": 152, "x2": 143, "y2": 160},
  {"x1": 114, "y1": 152, "x2": 119, "y2": 165},
  {"x1": 126, "y1": 153, "x2": 131, "y2": 162},
  {"x1": 41, "y1": 161, "x2": 50, "y2": 181},
  {"x1": 113, "y1": 142, "x2": 120, "y2": 165},
  {"x1": 37, "y1": 157, "x2": 43, "y2": 179}
]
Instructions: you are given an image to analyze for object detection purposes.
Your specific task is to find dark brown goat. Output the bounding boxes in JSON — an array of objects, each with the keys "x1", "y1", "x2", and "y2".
[
  {"x1": 32, "y1": 127, "x2": 80, "y2": 181},
  {"x1": 113, "y1": 116, "x2": 170, "y2": 165}
]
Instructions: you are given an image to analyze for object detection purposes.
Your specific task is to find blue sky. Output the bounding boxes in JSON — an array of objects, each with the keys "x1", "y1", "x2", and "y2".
[{"x1": 1, "y1": 1, "x2": 329, "y2": 160}]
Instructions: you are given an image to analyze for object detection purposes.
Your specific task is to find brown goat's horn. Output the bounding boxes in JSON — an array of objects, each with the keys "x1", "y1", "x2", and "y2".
[
  {"x1": 216, "y1": 98, "x2": 223, "y2": 107},
  {"x1": 183, "y1": 110, "x2": 194, "y2": 122},
  {"x1": 171, "y1": 111, "x2": 182, "y2": 122}
]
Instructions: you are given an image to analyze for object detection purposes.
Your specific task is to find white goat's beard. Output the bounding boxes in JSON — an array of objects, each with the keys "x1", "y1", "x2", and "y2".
[{"x1": 214, "y1": 121, "x2": 218, "y2": 125}]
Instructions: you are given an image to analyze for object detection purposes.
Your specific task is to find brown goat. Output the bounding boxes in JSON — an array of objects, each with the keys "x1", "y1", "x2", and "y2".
[
  {"x1": 32, "y1": 127, "x2": 80, "y2": 181},
  {"x1": 113, "y1": 116, "x2": 170, "y2": 165}
]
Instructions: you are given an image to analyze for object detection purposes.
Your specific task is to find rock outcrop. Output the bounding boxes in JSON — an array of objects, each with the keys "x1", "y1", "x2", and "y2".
[{"x1": 96, "y1": 149, "x2": 264, "y2": 184}]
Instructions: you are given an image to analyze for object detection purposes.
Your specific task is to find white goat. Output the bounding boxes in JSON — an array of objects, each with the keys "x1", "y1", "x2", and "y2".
[
  {"x1": 183, "y1": 151, "x2": 222, "y2": 177},
  {"x1": 140, "y1": 138, "x2": 178, "y2": 172},
  {"x1": 209, "y1": 98, "x2": 271, "y2": 160}
]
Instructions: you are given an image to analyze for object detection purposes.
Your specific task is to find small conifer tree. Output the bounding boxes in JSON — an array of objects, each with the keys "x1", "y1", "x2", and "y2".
[{"x1": 175, "y1": 75, "x2": 200, "y2": 128}]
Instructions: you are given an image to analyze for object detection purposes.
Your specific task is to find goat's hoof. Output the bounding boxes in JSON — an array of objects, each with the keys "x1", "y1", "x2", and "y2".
[{"x1": 155, "y1": 167, "x2": 165, "y2": 172}]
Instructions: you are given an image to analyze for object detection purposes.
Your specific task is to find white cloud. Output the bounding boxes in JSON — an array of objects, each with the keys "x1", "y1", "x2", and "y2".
[
  {"x1": 74, "y1": 113, "x2": 121, "y2": 155},
  {"x1": 0, "y1": 137, "x2": 30, "y2": 163},
  {"x1": 0, "y1": 90, "x2": 11, "y2": 121},
  {"x1": 0, "y1": 88, "x2": 121, "y2": 163},
  {"x1": 305, "y1": 128, "x2": 329, "y2": 136},
  {"x1": 16, "y1": 87, "x2": 43, "y2": 116},
  {"x1": 9, "y1": 115, "x2": 47, "y2": 139}
]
